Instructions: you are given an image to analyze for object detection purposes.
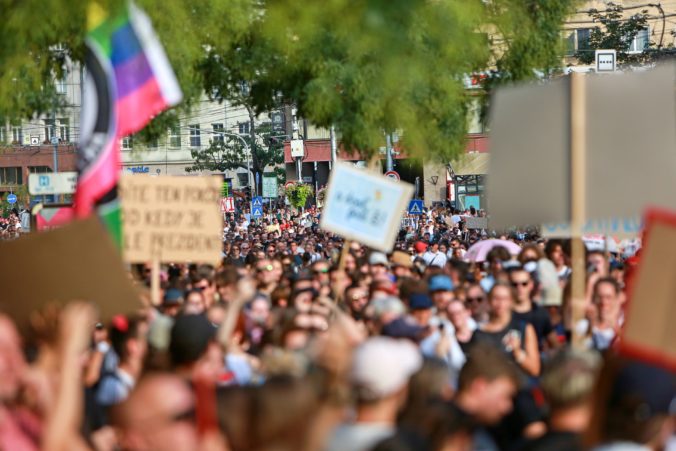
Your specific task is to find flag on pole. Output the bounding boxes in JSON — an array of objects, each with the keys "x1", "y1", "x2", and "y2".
[{"x1": 75, "y1": 1, "x2": 182, "y2": 244}]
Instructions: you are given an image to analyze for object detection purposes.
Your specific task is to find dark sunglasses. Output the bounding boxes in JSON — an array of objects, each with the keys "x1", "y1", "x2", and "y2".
[
  {"x1": 466, "y1": 296, "x2": 485, "y2": 303},
  {"x1": 511, "y1": 281, "x2": 530, "y2": 287}
]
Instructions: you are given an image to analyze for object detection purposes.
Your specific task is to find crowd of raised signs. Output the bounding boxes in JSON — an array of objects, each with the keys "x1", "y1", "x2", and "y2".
[{"x1": 0, "y1": 203, "x2": 674, "y2": 451}]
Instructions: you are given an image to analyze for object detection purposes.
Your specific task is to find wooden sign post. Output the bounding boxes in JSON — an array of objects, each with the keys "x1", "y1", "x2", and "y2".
[{"x1": 570, "y1": 72, "x2": 587, "y2": 349}]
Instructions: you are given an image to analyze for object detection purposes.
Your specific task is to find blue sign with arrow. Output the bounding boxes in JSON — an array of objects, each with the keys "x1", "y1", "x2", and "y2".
[
  {"x1": 408, "y1": 199, "x2": 424, "y2": 215},
  {"x1": 6, "y1": 194, "x2": 17, "y2": 204}
]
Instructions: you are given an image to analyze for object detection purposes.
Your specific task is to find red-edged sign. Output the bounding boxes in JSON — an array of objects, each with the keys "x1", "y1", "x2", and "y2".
[
  {"x1": 384, "y1": 170, "x2": 400, "y2": 181},
  {"x1": 219, "y1": 197, "x2": 235, "y2": 213},
  {"x1": 620, "y1": 208, "x2": 675, "y2": 371}
]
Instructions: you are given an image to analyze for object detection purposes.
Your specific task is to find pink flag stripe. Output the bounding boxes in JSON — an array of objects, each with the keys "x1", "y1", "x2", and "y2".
[
  {"x1": 75, "y1": 140, "x2": 120, "y2": 216},
  {"x1": 117, "y1": 76, "x2": 168, "y2": 137}
]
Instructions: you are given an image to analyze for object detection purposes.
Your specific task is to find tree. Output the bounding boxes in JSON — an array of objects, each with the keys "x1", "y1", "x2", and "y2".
[
  {"x1": 185, "y1": 122, "x2": 284, "y2": 191},
  {"x1": 575, "y1": 3, "x2": 650, "y2": 65},
  {"x1": 1, "y1": 0, "x2": 578, "y2": 162}
]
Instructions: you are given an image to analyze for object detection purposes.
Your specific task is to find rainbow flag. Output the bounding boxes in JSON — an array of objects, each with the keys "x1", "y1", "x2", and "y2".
[{"x1": 75, "y1": 1, "x2": 182, "y2": 244}]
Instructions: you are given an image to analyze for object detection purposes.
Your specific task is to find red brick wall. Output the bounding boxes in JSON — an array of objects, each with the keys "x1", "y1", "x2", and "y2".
[{"x1": 0, "y1": 145, "x2": 77, "y2": 192}]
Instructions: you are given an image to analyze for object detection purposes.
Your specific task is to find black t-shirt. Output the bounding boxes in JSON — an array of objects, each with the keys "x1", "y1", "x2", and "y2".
[
  {"x1": 520, "y1": 430, "x2": 583, "y2": 451},
  {"x1": 512, "y1": 302, "x2": 553, "y2": 349}
]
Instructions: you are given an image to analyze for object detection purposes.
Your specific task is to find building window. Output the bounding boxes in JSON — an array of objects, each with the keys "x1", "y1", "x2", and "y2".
[
  {"x1": 236, "y1": 172, "x2": 249, "y2": 187},
  {"x1": 212, "y1": 123, "x2": 224, "y2": 144},
  {"x1": 0, "y1": 126, "x2": 6, "y2": 144},
  {"x1": 190, "y1": 124, "x2": 201, "y2": 147},
  {"x1": 44, "y1": 119, "x2": 55, "y2": 142},
  {"x1": 565, "y1": 28, "x2": 591, "y2": 56},
  {"x1": 238, "y1": 122, "x2": 250, "y2": 135},
  {"x1": 122, "y1": 136, "x2": 133, "y2": 150},
  {"x1": 628, "y1": 28, "x2": 649, "y2": 53},
  {"x1": 148, "y1": 138, "x2": 159, "y2": 149},
  {"x1": 11, "y1": 124, "x2": 22, "y2": 144},
  {"x1": 57, "y1": 118, "x2": 70, "y2": 142},
  {"x1": 56, "y1": 77, "x2": 67, "y2": 95},
  {"x1": 168, "y1": 125, "x2": 181, "y2": 148},
  {"x1": 29, "y1": 166, "x2": 52, "y2": 174},
  {"x1": 0, "y1": 167, "x2": 23, "y2": 185}
]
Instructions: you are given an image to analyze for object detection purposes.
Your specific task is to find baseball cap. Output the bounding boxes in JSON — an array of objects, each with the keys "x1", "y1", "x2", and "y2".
[
  {"x1": 163, "y1": 288, "x2": 184, "y2": 306},
  {"x1": 414, "y1": 241, "x2": 428, "y2": 253},
  {"x1": 428, "y1": 275, "x2": 454, "y2": 292},
  {"x1": 381, "y1": 317, "x2": 426, "y2": 342},
  {"x1": 409, "y1": 293, "x2": 434, "y2": 310},
  {"x1": 351, "y1": 337, "x2": 423, "y2": 400},
  {"x1": 169, "y1": 314, "x2": 217, "y2": 367},
  {"x1": 369, "y1": 252, "x2": 389, "y2": 267},
  {"x1": 391, "y1": 251, "x2": 413, "y2": 269},
  {"x1": 608, "y1": 360, "x2": 676, "y2": 418}
]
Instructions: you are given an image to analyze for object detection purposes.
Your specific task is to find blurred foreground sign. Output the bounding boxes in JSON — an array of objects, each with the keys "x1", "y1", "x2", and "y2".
[
  {"x1": 0, "y1": 217, "x2": 140, "y2": 327},
  {"x1": 320, "y1": 163, "x2": 413, "y2": 252},
  {"x1": 621, "y1": 209, "x2": 676, "y2": 370},
  {"x1": 488, "y1": 64, "x2": 676, "y2": 229},
  {"x1": 120, "y1": 175, "x2": 222, "y2": 263}
]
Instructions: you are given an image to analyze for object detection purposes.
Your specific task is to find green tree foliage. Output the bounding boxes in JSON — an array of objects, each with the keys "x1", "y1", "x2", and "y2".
[
  {"x1": 1, "y1": 0, "x2": 577, "y2": 161},
  {"x1": 0, "y1": 0, "x2": 252, "y2": 127},
  {"x1": 284, "y1": 183, "x2": 313, "y2": 210},
  {"x1": 575, "y1": 3, "x2": 650, "y2": 65},
  {"x1": 185, "y1": 122, "x2": 284, "y2": 184}
]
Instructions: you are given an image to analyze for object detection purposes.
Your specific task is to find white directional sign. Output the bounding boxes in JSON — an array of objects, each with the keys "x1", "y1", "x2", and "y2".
[
  {"x1": 28, "y1": 172, "x2": 78, "y2": 196},
  {"x1": 595, "y1": 49, "x2": 616, "y2": 72}
]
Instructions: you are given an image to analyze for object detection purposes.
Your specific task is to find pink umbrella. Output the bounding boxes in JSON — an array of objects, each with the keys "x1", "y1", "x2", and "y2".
[{"x1": 464, "y1": 239, "x2": 522, "y2": 262}]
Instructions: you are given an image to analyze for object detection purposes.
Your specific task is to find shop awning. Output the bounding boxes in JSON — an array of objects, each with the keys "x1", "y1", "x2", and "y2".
[{"x1": 450, "y1": 153, "x2": 489, "y2": 176}]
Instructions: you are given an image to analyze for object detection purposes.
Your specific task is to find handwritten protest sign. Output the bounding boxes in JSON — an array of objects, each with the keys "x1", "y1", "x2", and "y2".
[
  {"x1": 120, "y1": 175, "x2": 222, "y2": 263},
  {"x1": 621, "y1": 209, "x2": 676, "y2": 370},
  {"x1": 320, "y1": 163, "x2": 413, "y2": 252}
]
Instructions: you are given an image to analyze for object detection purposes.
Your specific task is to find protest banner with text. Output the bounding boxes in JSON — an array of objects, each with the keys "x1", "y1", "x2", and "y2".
[{"x1": 120, "y1": 175, "x2": 222, "y2": 263}]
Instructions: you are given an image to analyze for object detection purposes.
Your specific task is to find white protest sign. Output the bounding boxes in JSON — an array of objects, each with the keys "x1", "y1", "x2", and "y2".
[
  {"x1": 541, "y1": 217, "x2": 642, "y2": 239},
  {"x1": 463, "y1": 216, "x2": 488, "y2": 230},
  {"x1": 320, "y1": 162, "x2": 414, "y2": 252},
  {"x1": 120, "y1": 175, "x2": 222, "y2": 263}
]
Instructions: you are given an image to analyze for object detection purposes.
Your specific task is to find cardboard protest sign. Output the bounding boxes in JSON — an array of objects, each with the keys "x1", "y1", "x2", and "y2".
[
  {"x1": 320, "y1": 163, "x2": 413, "y2": 252},
  {"x1": 488, "y1": 64, "x2": 676, "y2": 229},
  {"x1": 620, "y1": 209, "x2": 676, "y2": 370},
  {"x1": 0, "y1": 217, "x2": 141, "y2": 328},
  {"x1": 541, "y1": 217, "x2": 642, "y2": 239},
  {"x1": 120, "y1": 175, "x2": 222, "y2": 263},
  {"x1": 463, "y1": 216, "x2": 488, "y2": 230}
]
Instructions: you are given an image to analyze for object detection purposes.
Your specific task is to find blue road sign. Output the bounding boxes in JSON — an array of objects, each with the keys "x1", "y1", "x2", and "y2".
[
  {"x1": 408, "y1": 199, "x2": 423, "y2": 215},
  {"x1": 252, "y1": 206, "x2": 263, "y2": 218},
  {"x1": 7, "y1": 194, "x2": 17, "y2": 204},
  {"x1": 252, "y1": 196, "x2": 263, "y2": 208}
]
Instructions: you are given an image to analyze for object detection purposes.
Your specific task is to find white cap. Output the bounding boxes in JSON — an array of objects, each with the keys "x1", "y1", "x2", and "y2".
[{"x1": 351, "y1": 337, "x2": 423, "y2": 400}]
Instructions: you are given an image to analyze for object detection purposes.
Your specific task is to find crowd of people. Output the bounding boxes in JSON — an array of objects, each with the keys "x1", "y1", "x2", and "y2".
[{"x1": 0, "y1": 203, "x2": 674, "y2": 451}]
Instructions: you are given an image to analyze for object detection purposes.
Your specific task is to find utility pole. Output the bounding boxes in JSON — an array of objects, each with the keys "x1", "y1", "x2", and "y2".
[
  {"x1": 385, "y1": 133, "x2": 394, "y2": 172},
  {"x1": 329, "y1": 125, "x2": 337, "y2": 170}
]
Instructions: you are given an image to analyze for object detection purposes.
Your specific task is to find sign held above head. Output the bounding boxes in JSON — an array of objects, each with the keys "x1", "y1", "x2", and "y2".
[{"x1": 320, "y1": 162, "x2": 413, "y2": 253}]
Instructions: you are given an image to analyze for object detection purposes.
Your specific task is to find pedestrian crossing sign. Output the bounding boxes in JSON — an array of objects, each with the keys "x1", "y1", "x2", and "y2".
[
  {"x1": 252, "y1": 206, "x2": 263, "y2": 218},
  {"x1": 252, "y1": 196, "x2": 263, "y2": 208},
  {"x1": 408, "y1": 200, "x2": 424, "y2": 215}
]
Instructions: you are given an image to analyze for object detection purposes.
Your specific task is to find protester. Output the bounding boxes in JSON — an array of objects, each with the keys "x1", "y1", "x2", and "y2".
[{"x1": 1, "y1": 200, "x2": 668, "y2": 451}]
